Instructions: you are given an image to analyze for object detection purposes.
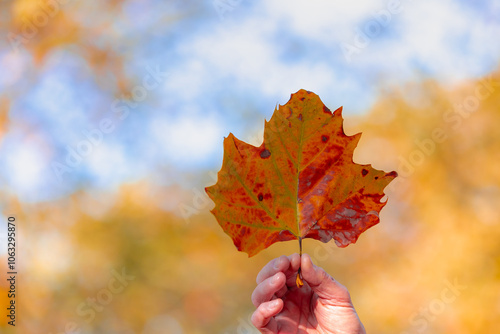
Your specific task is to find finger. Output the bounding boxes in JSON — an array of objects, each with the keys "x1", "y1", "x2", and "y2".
[
  {"x1": 257, "y1": 255, "x2": 290, "y2": 284},
  {"x1": 251, "y1": 299, "x2": 283, "y2": 333},
  {"x1": 252, "y1": 272, "x2": 286, "y2": 307},
  {"x1": 284, "y1": 253, "x2": 302, "y2": 287},
  {"x1": 300, "y1": 253, "x2": 351, "y2": 303},
  {"x1": 288, "y1": 253, "x2": 301, "y2": 273},
  {"x1": 274, "y1": 278, "x2": 289, "y2": 299}
]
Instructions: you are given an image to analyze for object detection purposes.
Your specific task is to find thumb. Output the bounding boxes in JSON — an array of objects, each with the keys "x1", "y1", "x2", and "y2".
[{"x1": 300, "y1": 253, "x2": 352, "y2": 304}]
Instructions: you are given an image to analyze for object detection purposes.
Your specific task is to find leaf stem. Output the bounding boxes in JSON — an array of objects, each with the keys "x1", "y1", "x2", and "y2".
[
  {"x1": 299, "y1": 236, "x2": 302, "y2": 257},
  {"x1": 296, "y1": 236, "x2": 304, "y2": 288}
]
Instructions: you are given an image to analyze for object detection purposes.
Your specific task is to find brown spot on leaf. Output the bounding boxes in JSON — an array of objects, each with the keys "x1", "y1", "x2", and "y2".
[
  {"x1": 298, "y1": 156, "x2": 337, "y2": 197},
  {"x1": 387, "y1": 171, "x2": 398, "y2": 177},
  {"x1": 322, "y1": 135, "x2": 329, "y2": 143},
  {"x1": 375, "y1": 176, "x2": 379, "y2": 180},
  {"x1": 298, "y1": 114, "x2": 303, "y2": 121},
  {"x1": 258, "y1": 193, "x2": 264, "y2": 201},
  {"x1": 362, "y1": 169, "x2": 368, "y2": 176},
  {"x1": 300, "y1": 97, "x2": 305, "y2": 101},
  {"x1": 239, "y1": 226, "x2": 248, "y2": 238},
  {"x1": 260, "y1": 149, "x2": 271, "y2": 159},
  {"x1": 323, "y1": 105, "x2": 331, "y2": 114}
]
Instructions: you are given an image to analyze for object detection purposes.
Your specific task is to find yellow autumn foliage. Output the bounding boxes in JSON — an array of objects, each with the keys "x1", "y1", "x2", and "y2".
[{"x1": 0, "y1": 70, "x2": 499, "y2": 333}]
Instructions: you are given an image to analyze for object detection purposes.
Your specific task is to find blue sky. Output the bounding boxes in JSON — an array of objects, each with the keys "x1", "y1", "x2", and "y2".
[{"x1": 0, "y1": 0, "x2": 499, "y2": 202}]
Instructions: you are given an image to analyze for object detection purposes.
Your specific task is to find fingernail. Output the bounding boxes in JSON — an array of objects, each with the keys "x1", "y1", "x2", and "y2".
[
  {"x1": 272, "y1": 273, "x2": 280, "y2": 284},
  {"x1": 269, "y1": 299, "x2": 280, "y2": 309}
]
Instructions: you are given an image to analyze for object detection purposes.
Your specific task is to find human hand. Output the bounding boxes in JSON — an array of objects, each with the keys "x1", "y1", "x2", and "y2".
[{"x1": 251, "y1": 253, "x2": 366, "y2": 334}]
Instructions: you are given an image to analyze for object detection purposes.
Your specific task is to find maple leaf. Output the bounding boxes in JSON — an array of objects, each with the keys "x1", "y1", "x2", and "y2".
[{"x1": 206, "y1": 89, "x2": 397, "y2": 258}]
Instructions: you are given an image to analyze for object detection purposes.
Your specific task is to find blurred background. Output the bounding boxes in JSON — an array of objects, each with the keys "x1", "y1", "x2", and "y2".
[{"x1": 0, "y1": 0, "x2": 499, "y2": 333}]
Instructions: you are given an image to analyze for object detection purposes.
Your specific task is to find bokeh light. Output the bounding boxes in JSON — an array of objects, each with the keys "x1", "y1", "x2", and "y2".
[{"x1": 0, "y1": 0, "x2": 499, "y2": 333}]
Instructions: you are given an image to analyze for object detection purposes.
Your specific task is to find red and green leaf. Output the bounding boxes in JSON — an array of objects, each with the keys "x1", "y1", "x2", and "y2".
[{"x1": 206, "y1": 89, "x2": 397, "y2": 257}]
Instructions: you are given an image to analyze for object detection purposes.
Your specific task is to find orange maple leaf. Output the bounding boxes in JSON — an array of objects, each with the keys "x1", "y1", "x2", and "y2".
[{"x1": 206, "y1": 89, "x2": 397, "y2": 257}]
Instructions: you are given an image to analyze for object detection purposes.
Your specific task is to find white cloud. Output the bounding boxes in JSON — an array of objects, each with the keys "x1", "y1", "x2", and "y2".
[
  {"x1": 86, "y1": 142, "x2": 134, "y2": 188},
  {"x1": 173, "y1": 13, "x2": 342, "y2": 104},
  {"x1": 176, "y1": 0, "x2": 500, "y2": 102},
  {"x1": 388, "y1": 0, "x2": 491, "y2": 82},
  {"x1": 0, "y1": 51, "x2": 28, "y2": 88},
  {"x1": 262, "y1": 0, "x2": 387, "y2": 41},
  {"x1": 163, "y1": 59, "x2": 209, "y2": 102},
  {"x1": 2, "y1": 134, "x2": 52, "y2": 200},
  {"x1": 150, "y1": 113, "x2": 225, "y2": 167}
]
